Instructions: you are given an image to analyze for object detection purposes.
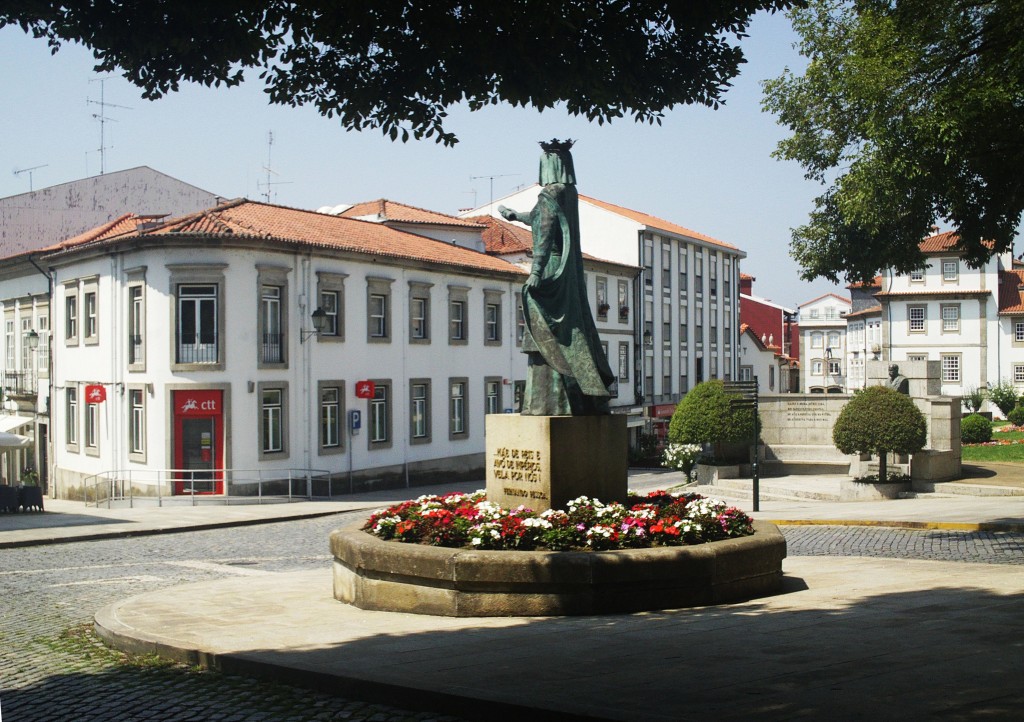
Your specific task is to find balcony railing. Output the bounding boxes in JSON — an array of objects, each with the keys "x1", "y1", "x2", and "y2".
[
  {"x1": 177, "y1": 342, "x2": 218, "y2": 364},
  {"x1": 3, "y1": 371, "x2": 35, "y2": 395},
  {"x1": 261, "y1": 333, "x2": 285, "y2": 363}
]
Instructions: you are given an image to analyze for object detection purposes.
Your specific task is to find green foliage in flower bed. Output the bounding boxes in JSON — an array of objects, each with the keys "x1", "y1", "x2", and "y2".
[
  {"x1": 851, "y1": 473, "x2": 911, "y2": 484},
  {"x1": 961, "y1": 413, "x2": 993, "y2": 444},
  {"x1": 362, "y1": 490, "x2": 754, "y2": 552}
]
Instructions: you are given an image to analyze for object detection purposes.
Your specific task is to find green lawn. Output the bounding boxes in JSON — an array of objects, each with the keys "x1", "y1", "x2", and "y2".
[{"x1": 961, "y1": 422, "x2": 1024, "y2": 462}]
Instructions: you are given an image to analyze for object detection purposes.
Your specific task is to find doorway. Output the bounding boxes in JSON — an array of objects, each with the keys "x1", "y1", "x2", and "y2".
[{"x1": 172, "y1": 390, "x2": 224, "y2": 494}]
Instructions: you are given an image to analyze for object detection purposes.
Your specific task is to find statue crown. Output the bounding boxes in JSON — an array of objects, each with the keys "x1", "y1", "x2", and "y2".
[{"x1": 539, "y1": 138, "x2": 575, "y2": 152}]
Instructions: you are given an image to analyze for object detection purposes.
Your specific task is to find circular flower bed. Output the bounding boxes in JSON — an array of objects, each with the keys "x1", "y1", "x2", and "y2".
[{"x1": 363, "y1": 489, "x2": 754, "y2": 552}]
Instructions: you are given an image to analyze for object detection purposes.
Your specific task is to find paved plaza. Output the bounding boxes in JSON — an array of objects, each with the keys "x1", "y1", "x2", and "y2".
[{"x1": 1, "y1": 471, "x2": 1022, "y2": 720}]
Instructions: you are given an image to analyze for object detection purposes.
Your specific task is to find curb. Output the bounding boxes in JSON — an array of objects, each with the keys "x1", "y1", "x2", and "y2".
[{"x1": 767, "y1": 518, "x2": 1024, "y2": 533}]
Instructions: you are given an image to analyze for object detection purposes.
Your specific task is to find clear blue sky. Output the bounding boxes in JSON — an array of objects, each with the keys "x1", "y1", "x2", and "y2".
[{"x1": 0, "y1": 10, "x2": 842, "y2": 310}]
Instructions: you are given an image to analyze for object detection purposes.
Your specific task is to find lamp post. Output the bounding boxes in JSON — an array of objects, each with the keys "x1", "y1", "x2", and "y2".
[{"x1": 300, "y1": 307, "x2": 329, "y2": 343}]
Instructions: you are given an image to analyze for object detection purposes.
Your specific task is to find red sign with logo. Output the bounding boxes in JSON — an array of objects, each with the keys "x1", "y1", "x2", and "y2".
[
  {"x1": 355, "y1": 380, "x2": 376, "y2": 399},
  {"x1": 85, "y1": 384, "x2": 106, "y2": 403},
  {"x1": 176, "y1": 389, "x2": 221, "y2": 416}
]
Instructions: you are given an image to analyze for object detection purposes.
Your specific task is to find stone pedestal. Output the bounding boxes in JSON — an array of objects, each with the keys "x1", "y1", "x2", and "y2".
[{"x1": 485, "y1": 414, "x2": 627, "y2": 512}]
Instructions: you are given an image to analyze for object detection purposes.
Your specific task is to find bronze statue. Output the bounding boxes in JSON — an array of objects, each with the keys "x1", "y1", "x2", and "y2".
[
  {"x1": 887, "y1": 364, "x2": 909, "y2": 394},
  {"x1": 499, "y1": 140, "x2": 615, "y2": 415}
]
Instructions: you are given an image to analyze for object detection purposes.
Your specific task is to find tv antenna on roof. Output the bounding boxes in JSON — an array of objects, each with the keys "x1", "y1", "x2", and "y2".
[
  {"x1": 88, "y1": 77, "x2": 132, "y2": 175},
  {"x1": 13, "y1": 164, "x2": 48, "y2": 192},
  {"x1": 470, "y1": 173, "x2": 519, "y2": 209},
  {"x1": 257, "y1": 130, "x2": 291, "y2": 203}
]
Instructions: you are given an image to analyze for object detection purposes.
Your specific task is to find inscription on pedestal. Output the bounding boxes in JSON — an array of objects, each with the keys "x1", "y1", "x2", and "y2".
[
  {"x1": 491, "y1": 446, "x2": 549, "y2": 502},
  {"x1": 785, "y1": 398, "x2": 831, "y2": 424}
]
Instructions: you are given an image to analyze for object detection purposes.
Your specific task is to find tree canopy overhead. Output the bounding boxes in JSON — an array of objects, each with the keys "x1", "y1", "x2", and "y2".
[
  {"x1": 763, "y1": 0, "x2": 1024, "y2": 284},
  {"x1": 3, "y1": 1, "x2": 789, "y2": 146}
]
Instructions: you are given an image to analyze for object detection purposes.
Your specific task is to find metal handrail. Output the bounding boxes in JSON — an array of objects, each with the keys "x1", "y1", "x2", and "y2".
[{"x1": 82, "y1": 467, "x2": 335, "y2": 508}]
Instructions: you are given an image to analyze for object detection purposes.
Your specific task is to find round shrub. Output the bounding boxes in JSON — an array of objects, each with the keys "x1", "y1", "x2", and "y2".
[
  {"x1": 1007, "y1": 407, "x2": 1024, "y2": 428},
  {"x1": 833, "y1": 386, "x2": 927, "y2": 483},
  {"x1": 668, "y1": 380, "x2": 757, "y2": 462},
  {"x1": 961, "y1": 413, "x2": 993, "y2": 444}
]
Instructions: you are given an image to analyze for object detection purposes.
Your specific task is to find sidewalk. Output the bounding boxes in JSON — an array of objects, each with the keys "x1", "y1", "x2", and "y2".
[{"x1": 6, "y1": 471, "x2": 1022, "y2": 719}]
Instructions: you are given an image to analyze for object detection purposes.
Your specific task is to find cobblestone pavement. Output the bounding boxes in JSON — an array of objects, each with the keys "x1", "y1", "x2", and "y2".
[{"x1": 2, "y1": 514, "x2": 1024, "y2": 721}]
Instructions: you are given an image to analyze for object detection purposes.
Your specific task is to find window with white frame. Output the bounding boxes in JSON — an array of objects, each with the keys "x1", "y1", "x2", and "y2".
[
  {"x1": 484, "y1": 291, "x2": 502, "y2": 345},
  {"x1": 5, "y1": 318, "x2": 16, "y2": 369},
  {"x1": 410, "y1": 380, "x2": 430, "y2": 442},
  {"x1": 908, "y1": 354, "x2": 928, "y2": 362},
  {"x1": 260, "y1": 387, "x2": 285, "y2": 454},
  {"x1": 485, "y1": 377, "x2": 501, "y2": 415},
  {"x1": 908, "y1": 305, "x2": 926, "y2": 332},
  {"x1": 369, "y1": 380, "x2": 391, "y2": 449},
  {"x1": 810, "y1": 332, "x2": 823, "y2": 348},
  {"x1": 941, "y1": 304, "x2": 960, "y2": 332},
  {"x1": 37, "y1": 314, "x2": 49, "y2": 372},
  {"x1": 618, "y1": 342, "x2": 629, "y2": 381},
  {"x1": 449, "y1": 286, "x2": 469, "y2": 345},
  {"x1": 1015, "y1": 319, "x2": 1024, "y2": 343},
  {"x1": 661, "y1": 242, "x2": 672, "y2": 288},
  {"x1": 515, "y1": 293, "x2": 526, "y2": 345},
  {"x1": 596, "y1": 276, "x2": 608, "y2": 319},
  {"x1": 617, "y1": 280, "x2": 629, "y2": 322},
  {"x1": 260, "y1": 284, "x2": 284, "y2": 364},
  {"x1": 317, "y1": 271, "x2": 347, "y2": 341},
  {"x1": 740, "y1": 366, "x2": 753, "y2": 382},
  {"x1": 811, "y1": 359, "x2": 823, "y2": 375},
  {"x1": 408, "y1": 281, "x2": 431, "y2": 343},
  {"x1": 678, "y1": 246, "x2": 688, "y2": 292},
  {"x1": 319, "y1": 383, "x2": 344, "y2": 453},
  {"x1": 828, "y1": 359, "x2": 841, "y2": 376},
  {"x1": 177, "y1": 284, "x2": 219, "y2": 364},
  {"x1": 449, "y1": 378, "x2": 467, "y2": 438},
  {"x1": 83, "y1": 282, "x2": 98, "y2": 343},
  {"x1": 128, "y1": 285, "x2": 144, "y2": 368},
  {"x1": 366, "y1": 277, "x2": 393, "y2": 343},
  {"x1": 64, "y1": 287, "x2": 78, "y2": 343},
  {"x1": 940, "y1": 354, "x2": 961, "y2": 383},
  {"x1": 85, "y1": 401, "x2": 99, "y2": 453},
  {"x1": 910, "y1": 268, "x2": 924, "y2": 282},
  {"x1": 66, "y1": 386, "x2": 78, "y2": 450},
  {"x1": 827, "y1": 331, "x2": 841, "y2": 349},
  {"x1": 1015, "y1": 364, "x2": 1024, "y2": 384},
  {"x1": 129, "y1": 388, "x2": 145, "y2": 459},
  {"x1": 942, "y1": 259, "x2": 959, "y2": 282},
  {"x1": 21, "y1": 317, "x2": 32, "y2": 374}
]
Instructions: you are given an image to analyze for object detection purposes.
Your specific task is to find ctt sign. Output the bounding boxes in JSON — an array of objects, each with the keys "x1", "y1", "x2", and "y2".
[
  {"x1": 355, "y1": 380, "x2": 376, "y2": 399},
  {"x1": 85, "y1": 384, "x2": 106, "y2": 403}
]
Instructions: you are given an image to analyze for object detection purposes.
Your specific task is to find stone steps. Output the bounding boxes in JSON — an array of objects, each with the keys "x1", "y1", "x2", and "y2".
[
  {"x1": 913, "y1": 482, "x2": 1024, "y2": 497},
  {"x1": 760, "y1": 460, "x2": 852, "y2": 477},
  {"x1": 704, "y1": 478, "x2": 842, "y2": 502}
]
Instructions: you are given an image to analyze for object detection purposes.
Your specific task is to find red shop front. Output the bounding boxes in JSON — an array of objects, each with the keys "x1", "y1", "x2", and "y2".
[{"x1": 172, "y1": 389, "x2": 224, "y2": 495}]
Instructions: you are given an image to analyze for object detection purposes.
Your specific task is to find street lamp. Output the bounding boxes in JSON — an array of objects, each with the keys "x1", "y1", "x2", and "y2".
[{"x1": 300, "y1": 307, "x2": 329, "y2": 343}]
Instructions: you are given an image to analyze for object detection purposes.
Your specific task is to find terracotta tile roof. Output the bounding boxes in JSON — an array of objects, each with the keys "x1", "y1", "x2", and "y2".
[
  {"x1": 338, "y1": 199, "x2": 484, "y2": 228},
  {"x1": 466, "y1": 215, "x2": 532, "y2": 254},
  {"x1": 998, "y1": 269, "x2": 1024, "y2": 314},
  {"x1": 918, "y1": 230, "x2": 994, "y2": 254},
  {"x1": 847, "y1": 275, "x2": 881, "y2": 289},
  {"x1": 874, "y1": 289, "x2": 990, "y2": 299},
  {"x1": 844, "y1": 304, "x2": 882, "y2": 319},
  {"x1": 798, "y1": 292, "x2": 851, "y2": 308},
  {"x1": 740, "y1": 272, "x2": 755, "y2": 281},
  {"x1": 578, "y1": 194, "x2": 739, "y2": 251},
  {"x1": 49, "y1": 214, "x2": 165, "y2": 251},
  {"x1": 49, "y1": 200, "x2": 525, "y2": 277}
]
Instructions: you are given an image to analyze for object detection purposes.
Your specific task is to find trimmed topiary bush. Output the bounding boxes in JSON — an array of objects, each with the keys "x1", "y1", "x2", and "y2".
[
  {"x1": 832, "y1": 386, "x2": 927, "y2": 483},
  {"x1": 668, "y1": 380, "x2": 758, "y2": 463},
  {"x1": 1007, "y1": 407, "x2": 1024, "y2": 428},
  {"x1": 961, "y1": 413, "x2": 993, "y2": 444}
]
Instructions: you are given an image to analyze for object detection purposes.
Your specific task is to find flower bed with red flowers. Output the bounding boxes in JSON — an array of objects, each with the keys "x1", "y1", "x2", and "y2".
[{"x1": 362, "y1": 489, "x2": 755, "y2": 551}]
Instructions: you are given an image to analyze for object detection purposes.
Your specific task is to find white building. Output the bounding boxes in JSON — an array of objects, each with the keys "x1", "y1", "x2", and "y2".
[
  {"x1": 738, "y1": 324, "x2": 790, "y2": 393},
  {"x1": 797, "y1": 293, "x2": 851, "y2": 393},
  {"x1": 462, "y1": 189, "x2": 746, "y2": 439},
  {"x1": 27, "y1": 199, "x2": 532, "y2": 499}
]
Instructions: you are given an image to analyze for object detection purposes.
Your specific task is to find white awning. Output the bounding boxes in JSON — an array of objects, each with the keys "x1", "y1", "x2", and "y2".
[{"x1": 0, "y1": 415, "x2": 33, "y2": 434}]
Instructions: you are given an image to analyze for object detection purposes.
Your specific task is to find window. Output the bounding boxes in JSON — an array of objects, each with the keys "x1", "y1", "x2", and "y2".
[
  {"x1": 710, "y1": 314, "x2": 718, "y2": 345},
  {"x1": 513, "y1": 380, "x2": 525, "y2": 413},
  {"x1": 811, "y1": 359, "x2": 823, "y2": 375},
  {"x1": 661, "y1": 242, "x2": 672, "y2": 288},
  {"x1": 810, "y1": 332, "x2": 823, "y2": 349},
  {"x1": 260, "y1": 284, "x2": 284, "y2": 364},
  {"x1": 129, "y1": 388, "x2": 145, "y2": 460},
  {"x1": 369, "y1": 380, "x2": 392, "y2": 449},
  {"x1": 808, "y1": 308, "x2": 819, "y2": 319},
  {"x1": 828, "y1": 359, "x2": 842, "y2": 376},
  {"x1": 66, "y1": 386, "x2": 78, "y2": 450},
  {"x1": 724, "y1": 259, "x2": 732, "y2": 300},
  {"x1": 485, "y1": 377, "x2": 501, "y2": 415},
  {"x1": 907, "y1": 354, "x2": 928, "y2": 362},
  {"x1": 83, "y1": 287, "x2": 98, "y2": 343},
  {"x1": 663, "y1": 349, "x2": 672, "y2": 394},
  {"x1": 618, "y1": 342, "x2": 629, "y2": 382},
  {"x1": 1017, "y1": 320, "x2": 1024, "y2": 343},
  {"x1": 4, "y1": 318, "x2": 13, "y2": 370},
  {"x1": 678, "y1": 246, "x2": 688, "y2": 292},
  {"x1": 643, "y1": 236, "x2": 654, "y2": 285},
  {"x1": 617, "y1": 280, "x2": 629, "y2": 322},
  {"x1": 85, "y1": 401, "x2": 99, "y2": 454},
  {"x1": 449, "y1": 378, "x2": 468, "y2": 438},
  {"x1": 908, "y1": 305, "x2": 926, "y2": 332},
  {"x1": 128, "y1": 285, "x2": 144, "y2": 368},
  {"x1": 942, "y1": 259, "x2": 958, "y2": 282},
  {"x1": 448, "y1": 286, "x2": 469, "y2": 344},
  {"x1": 769, "y1": 365, "x2": 776, "y2": 390},
  {"x1": 515, "y1": 293, "x2": 526, "y2": 345},
  {"x1": 695, "y1": 313, "x2": 703, "y2": 344},
  {"x1": 662, "y1": 299, "x2": 672, "y2": 345},
  {"x1": 410, "y1": 380, "x2": 430, "y2": 443},
  {"x1": 319, "y1": 381, "x2": 345, "y2": 454},
  {"x1": 910, "y1": 268, "x2": 924, "y2": 282},
  {"x1": 827, "y1": 332, "x2": 840, "y2": 349},
  {"x1": 709, "y1": 255, "x2": 718, "y2": 297},
  {"x1": 941, "y1": 304, "x2": 960, "y2": 332},
  {"x1": 679, "y1": 302, "x2": 688, "y2": 346},
  {"x1": 408, "y1": 281, "x2": 431, "y2": 343},
  {"x1": 64, "y1": 287, "x2": 78, "y2": 343},
  {"x1": 710, "y1": 355, "x2": 718, "y2": 379},
  {"x1": 694, "y1": 248, "x2": 703, "y2": 296},
  {"x1": 177, "y1": 284, "x2": 219, "y2": 364},
  {"x1": 317, "y1": 271, "x2": 347, "y2": 341},
  {"x1": 260, "y1": 386, "x2": 286, "y2": 455},
  {"x1": 1015, "y1": 364, "x2": 1024, "y2": 383},
  {"x1": 366, "y1": 277, "x2": 393, "y2": 343},
  {"x1": 484, "y1": 291, "x2": 502, "y2": 345},
  {"x1": 36, "y1": 314, "x2": 49, "y2": 372},
  {"x1": 740, "y1": 366, "x2": 753, "y2": 382},
  {"x1": 596, "y1": 277, "x2": 608, "y2": 319},
  {"x1": 941, "y1": 354, "x2": 960, "y2": 383}
]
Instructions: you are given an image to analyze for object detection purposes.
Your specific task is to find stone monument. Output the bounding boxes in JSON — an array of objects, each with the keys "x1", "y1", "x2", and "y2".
[
  {"x1": 486, "y1": 140, "x2": 627, "y2": 511},
  {"x1": 887, "y1": 364, "x2": 909, "y2": 394}
]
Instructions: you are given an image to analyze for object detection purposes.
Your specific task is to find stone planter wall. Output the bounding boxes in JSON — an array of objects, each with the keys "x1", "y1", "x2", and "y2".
[
  {"x1": 331, "y1": 520, "x2": 787, "y2": 617},
  {"x1": 695, "y1": 463, "x2": 740, "y2": 486},
  {"x1": 839, "y1": 479, "x2": 911, "y2": 501}
]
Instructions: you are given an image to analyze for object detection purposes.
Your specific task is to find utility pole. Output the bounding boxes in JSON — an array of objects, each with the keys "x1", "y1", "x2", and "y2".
[{"x1": 88, "y1": 77, "x2": 132, "y2": 175}]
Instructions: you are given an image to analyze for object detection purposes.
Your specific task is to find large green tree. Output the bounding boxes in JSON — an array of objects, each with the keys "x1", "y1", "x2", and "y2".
[
  {"x1": 3, "y1": 1, "x2": 788, "y2": 145},
  {"x1": 763, "y1": 0, "x2": 1024, "y2": 284}
]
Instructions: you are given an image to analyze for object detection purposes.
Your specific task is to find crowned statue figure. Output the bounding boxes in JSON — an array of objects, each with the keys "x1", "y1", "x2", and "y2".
[{"x1": 499, "y1": 140, "x2": 616, "y2": 415}]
